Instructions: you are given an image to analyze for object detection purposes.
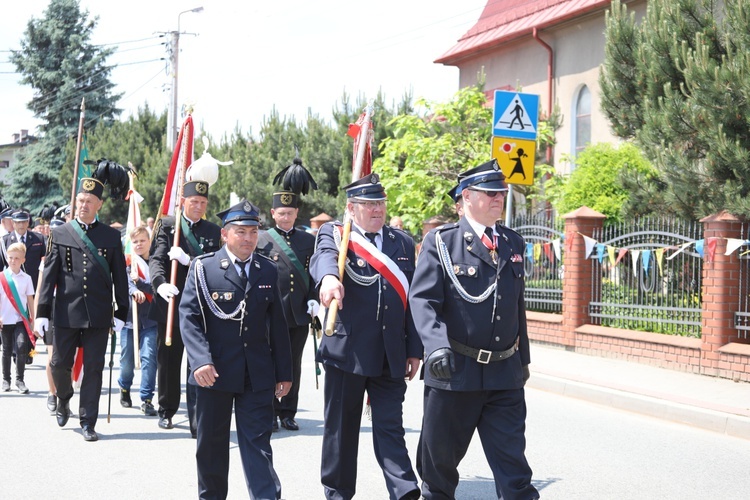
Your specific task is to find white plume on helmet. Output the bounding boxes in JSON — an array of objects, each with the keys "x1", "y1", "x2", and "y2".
[{"x1": 185, "y1": 136, "x2": 233, "y2": 186}]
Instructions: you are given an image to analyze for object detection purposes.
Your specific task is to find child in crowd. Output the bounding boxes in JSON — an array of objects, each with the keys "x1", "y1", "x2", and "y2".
[
  {"x1": 118, "y1": 225, "x2": 159, "y2": 416},
  {"x1": 0, "y1": 243, "x2": 35, "y2": 394}
]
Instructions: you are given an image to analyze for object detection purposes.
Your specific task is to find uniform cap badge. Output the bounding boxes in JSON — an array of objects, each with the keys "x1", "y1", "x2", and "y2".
[
  {"x1": 243, "y1": 200, "x2": 253, "y2": 212},
  {"x1": 280, "y1": 193, "x2": 292, "y2": 206},
  {"x1": 195, "y1": 182, "x2": 208, "y2": 195}
]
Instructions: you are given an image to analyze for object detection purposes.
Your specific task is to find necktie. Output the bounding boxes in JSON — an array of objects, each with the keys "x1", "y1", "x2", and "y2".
[
  {"x1": 482, "y1": 227, "x2": 498, "y2": 263},
  {"x1": 235, "y1": 259, "x2": 248, "y2": 287},
  {"x1": 365, "y1": 232, "x2": 378, "y2": 245},
  {"x1": 20, "y1": 235, "x2": 25, "y2": 245}
]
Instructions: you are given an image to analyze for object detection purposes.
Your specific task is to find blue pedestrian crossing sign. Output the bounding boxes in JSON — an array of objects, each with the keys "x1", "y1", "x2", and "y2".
[{"x1": 492, "y1": 90, "x2": 539, "y2": 140}]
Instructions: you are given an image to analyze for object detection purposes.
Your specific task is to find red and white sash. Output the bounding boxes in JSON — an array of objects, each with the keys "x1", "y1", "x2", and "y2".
[{"x1": 347, "y1": 231, "x2": 409, "y2": 309}]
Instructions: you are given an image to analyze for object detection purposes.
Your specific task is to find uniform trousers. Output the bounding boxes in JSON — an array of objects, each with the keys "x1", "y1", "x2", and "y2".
[
  {"x1": 419, "y1": 386, "x2": 539, "y2": 500},
  {"x1": 51, "y1": 326, "x2": 110, "y2": 428},
  {"x1": 156, "y1": 322, "x2": 196, "y2": 429},
  {"x1": 195, "y1": 383, "x2": 280, "y2": 500},
  {"x1": 321, "y1": 365, "x2": 419, "y2": 500},
  {"x1": 273, "y1": 324, "x2": 308, "y2": 419}
]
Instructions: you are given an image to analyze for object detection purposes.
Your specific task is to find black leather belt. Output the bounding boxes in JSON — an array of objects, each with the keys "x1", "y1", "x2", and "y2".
[{"x1": 449, "y1": 337, "x2": 519, "y2": 364}]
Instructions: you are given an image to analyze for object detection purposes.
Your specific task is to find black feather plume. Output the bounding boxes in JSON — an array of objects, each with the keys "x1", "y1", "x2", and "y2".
[
  {"x1": 90, "y1": 158, "x2": 136, "y2": 201},
  {"x1": 272, "y1": 153, "x2": 318, "y2": 196}
]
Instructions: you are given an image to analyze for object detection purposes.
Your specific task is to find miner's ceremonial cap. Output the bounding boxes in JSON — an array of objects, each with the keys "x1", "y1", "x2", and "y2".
[
  {"x1": 79, "y1": 177, "x2": 105, "y2": 199},
  {"x1": 183, "y1": 180, "x2": 209, "y2": 199}
]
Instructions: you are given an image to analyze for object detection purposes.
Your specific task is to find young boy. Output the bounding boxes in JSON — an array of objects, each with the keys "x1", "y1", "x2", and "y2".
[
  {"x1": 118, "y1": 225, "x2": 159, "y2": 416},
  {"x1": 0, "y1": 242, "x2": 35, "y2": 394}
]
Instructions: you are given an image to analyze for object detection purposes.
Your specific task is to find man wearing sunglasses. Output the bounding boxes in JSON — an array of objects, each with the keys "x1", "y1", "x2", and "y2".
[{"x1": 410, "y1": 159, "x2": 539, "y2": 500}]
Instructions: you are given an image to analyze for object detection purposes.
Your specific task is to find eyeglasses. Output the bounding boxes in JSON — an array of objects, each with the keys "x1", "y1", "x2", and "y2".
[
  {"x1": 468, "y1": 189, "x2": 507, "y2": 198},
  {"x1": 352, "y1": 200, "x2": 387, "y2": 209}
]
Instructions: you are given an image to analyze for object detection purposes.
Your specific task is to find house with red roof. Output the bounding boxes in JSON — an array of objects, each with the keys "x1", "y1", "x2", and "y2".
[{"x1": 436, "y1": 0, "x2": 647, "y2": 173}]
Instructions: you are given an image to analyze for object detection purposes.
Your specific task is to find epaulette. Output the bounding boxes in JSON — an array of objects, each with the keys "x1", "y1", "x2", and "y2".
[
  {"x1": 255, "y1": 252, "x2": 274, "y2": 264},
  {"x1": 435, "y1": 222, "x2": 460, "y2": 234},
  {"x1": 497, "y1": 223, "x2": 522, "y2": 239},
  {"x1": 194, "y1": 252, "x2": 215, "y2": 261}
]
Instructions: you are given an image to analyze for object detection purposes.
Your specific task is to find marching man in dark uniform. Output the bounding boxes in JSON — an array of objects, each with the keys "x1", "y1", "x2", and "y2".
[
  {"x1": 1, "y1": 209, "x2": 46, "y2": 289},
  {"x1": 149, "y1": 180, "x2": 222, "y2": 435},
  {"x1": 180, "y1": 199, "x2": 292, "y2": 500},
  {"x1": 409, "y1": 159, "x2": 539, "y2": 499},
  {"x1": 34, "y1": 178, "x2": 130, "y2": 442},
  {"x1": 311, "y1": 173, "x2": 422, "y2": 500},
  {"x1": 256, "y1": 160, "x2": 318, "y2": 432}
]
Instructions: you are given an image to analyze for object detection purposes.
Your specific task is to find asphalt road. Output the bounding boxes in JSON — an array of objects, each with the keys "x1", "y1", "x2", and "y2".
[{"x1": 1, "y1": 340, "x2": 748, "y2": 499}]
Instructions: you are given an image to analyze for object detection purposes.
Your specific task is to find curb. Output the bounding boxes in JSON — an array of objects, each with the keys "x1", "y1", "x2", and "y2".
[{"x1": 527, "y1": 373, "x2": 750, "y2": 441}]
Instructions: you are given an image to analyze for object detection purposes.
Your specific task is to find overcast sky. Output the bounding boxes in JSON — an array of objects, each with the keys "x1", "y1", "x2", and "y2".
[{"x1": 0, "y1": 0, "x2": 488, "y2": 144}]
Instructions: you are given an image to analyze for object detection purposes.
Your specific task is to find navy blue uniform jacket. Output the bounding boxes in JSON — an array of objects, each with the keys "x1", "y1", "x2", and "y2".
[
  {"x1": 409, "y1": 218, "x2": 530, "y2": 391},
  {"x1": 310, "y1": 222, "x2": 422, "y2": 378},
  {"x1": 179, "y1": 247, "x2": 293, "y2": 394},
  {"x1": 2, "y1": 231, "x2": 46, "y2": 288}
]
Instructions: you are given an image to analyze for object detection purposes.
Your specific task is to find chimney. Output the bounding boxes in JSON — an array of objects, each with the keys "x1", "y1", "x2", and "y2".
[
  {"x1": 12, "y1": 133, "x2": 19, "y2": 143},
  {"x1": 20, "y1": 129, "x2": 28, "y2": 140}
]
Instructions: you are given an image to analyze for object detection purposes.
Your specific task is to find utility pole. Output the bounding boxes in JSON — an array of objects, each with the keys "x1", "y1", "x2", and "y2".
[{"x1": 167, "y1": 6, "x2": 204, "y2": 150}]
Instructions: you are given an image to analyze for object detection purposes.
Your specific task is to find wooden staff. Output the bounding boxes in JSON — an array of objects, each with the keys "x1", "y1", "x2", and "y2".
[
  {"x1": 165, "y1": 117, "x2": 192, "y2": 346},
  {"x1": 69, "y1": 97, "x2": 85, "y2": 219},
  {"x1": 324, "y1": 104, "x2": 373, "y2": 336},
  {"x1": 127, "y1": 169, "x2": 141, "y2": 368}
]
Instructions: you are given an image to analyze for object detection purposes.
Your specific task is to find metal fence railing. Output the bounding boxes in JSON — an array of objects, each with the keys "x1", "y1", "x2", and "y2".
[
  {"x1": 734, "y1": 223, "x2": 750, "y2": 340},
  {"x1": 513, "y1": 214, "x2": 564, "y2": 313},
  {"x1": 590, "y1": 218, "x2": 703, "y2": 338}
]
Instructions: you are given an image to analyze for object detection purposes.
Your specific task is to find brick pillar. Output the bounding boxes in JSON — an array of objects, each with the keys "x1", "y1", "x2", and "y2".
[
  {"x1": 699, "y1": 211, "x2": 745, "y2": 375},
  {"x1": 561, "y1": 207, "x2": 606, "y2": 347}
]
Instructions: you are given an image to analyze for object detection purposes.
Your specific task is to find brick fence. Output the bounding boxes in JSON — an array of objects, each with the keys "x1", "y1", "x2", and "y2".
[{"x1": 526, "y1": 207, "x2": 750, "y2": 382}]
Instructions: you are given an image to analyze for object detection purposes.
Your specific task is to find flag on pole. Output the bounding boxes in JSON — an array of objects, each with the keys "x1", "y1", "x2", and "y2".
[
  {"x1": 76, "y1": 133, "x2": 91, "y2": 194},
  {"x1": 159, "y1": 116, "x2": 194, "y2": 216},
  {"x1": 347, "y1": 111, "x2": 374, "y2": 178},
  {"x1": 124, "y1": 183, "x2": 144, "y2": 255}
]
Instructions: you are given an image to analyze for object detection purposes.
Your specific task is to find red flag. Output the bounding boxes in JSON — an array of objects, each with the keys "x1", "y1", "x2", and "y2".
[
  {"x1": 542, "y1": 242, "x2": 554, "y2": 262},
  {"x1": 160, "y1": 116, "x2": 194, "y2": 216},
  {"x1": 348, "y1": 111, "x2": 373, "y2": 178}
]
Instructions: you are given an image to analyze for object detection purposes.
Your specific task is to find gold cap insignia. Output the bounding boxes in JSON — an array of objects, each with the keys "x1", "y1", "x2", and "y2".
[
  {"x1": 196, "y1": 182, "x2": 208, "y2": 194},
  {"x1": 280, "y1": 193, "x2": 292, "y2": 206},
  {"x1": 83, "y1": 179, "x2": 95, "y2": 191}
]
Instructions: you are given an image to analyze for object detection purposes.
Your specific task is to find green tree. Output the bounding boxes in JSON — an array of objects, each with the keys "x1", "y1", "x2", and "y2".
[
  {"x1": 548, "y1": 142, "x2": 656, "y2": 223},
  {"x1": 374, "y1": 86, "x2": 492, "y2": 234},
  {"x1": 600, "y1": 0, "x2": 750, "y2": 218},
  {"x1": 8, "y1": 0, "x2": 121, "y2": 211},
  {"x1": 63, "y1": 105, "x2": 170, "y2": 224}
]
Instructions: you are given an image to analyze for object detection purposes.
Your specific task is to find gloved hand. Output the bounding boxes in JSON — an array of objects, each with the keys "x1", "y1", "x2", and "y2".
[
  {"x1": 168, "y1": 246, "x2": 190, "y2": 266},
  {"x1": 113, "y1": 318, "x2": 125, "y2": 333},
  {"x1": 306, "y1": 299, "x2": 320, "y2": 316},
  {"x1": 157, "y1": 283, "x2": 180, "y2": 301},
  {"x1": 34, "y1": 318, "x2": 49, "y2": 338},
  {"x1": 523, "y1": 364, "x2": 530, "y2": 385},
  {"x1": 426, "y1": 348, "x2": 455, "y2": 380}
]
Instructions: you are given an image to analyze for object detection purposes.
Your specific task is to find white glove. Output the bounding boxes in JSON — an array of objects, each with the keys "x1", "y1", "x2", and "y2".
[
  {"x1": 34, "y1": 318, "x2": 49, "y2": 337},
  {"x1": 157, "y1": 283, "x2": 180, "y2": 301},
  {"x1": 307, "y1": 300, "x2": 320, "y2": 316},
  {"x1": 168, "y1": 246, "x2": 190, "y2": 266},
  {"x1": 113, "y1": 317, "x2": 125, "y2": 333}
]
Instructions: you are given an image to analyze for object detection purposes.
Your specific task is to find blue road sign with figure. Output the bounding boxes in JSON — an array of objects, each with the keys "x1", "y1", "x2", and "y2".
[{"x1": 493, "y1": 90, "x2": 539, "y2": 140}]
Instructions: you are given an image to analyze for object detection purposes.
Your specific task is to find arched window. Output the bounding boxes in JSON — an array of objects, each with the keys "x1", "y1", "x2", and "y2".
[{"x1": 574, "y1": 85, "x2": 591, "y2": 155}]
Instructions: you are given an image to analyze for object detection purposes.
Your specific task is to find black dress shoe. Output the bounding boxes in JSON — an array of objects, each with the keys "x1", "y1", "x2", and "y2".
[
  {"x1": 56, "y1": 399, "x2": 70, "y2": 427},
  {"x1": 47, "y1": 394, "x2": 57, "y2": 412},
  {"x1": 158, "y1": 417, "x2": 173, "y2": 429},
  {"x1": 120, "y1": 388, "x2": 132, "y2": 408},
  {"x1": 82, "y1": 426, "x2": 98, "y2": 442},
  {"x1": 399, "y1": 488, "x2": 421, "y2": 500},
  {"x1": 280, "y1": 417, "x2": 299, "y2": 431}
]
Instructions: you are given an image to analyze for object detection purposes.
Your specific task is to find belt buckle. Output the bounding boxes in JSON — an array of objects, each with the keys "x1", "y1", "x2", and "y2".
[{"x1": 476, "y1": 349, "x2": 491, "y2": 364}]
